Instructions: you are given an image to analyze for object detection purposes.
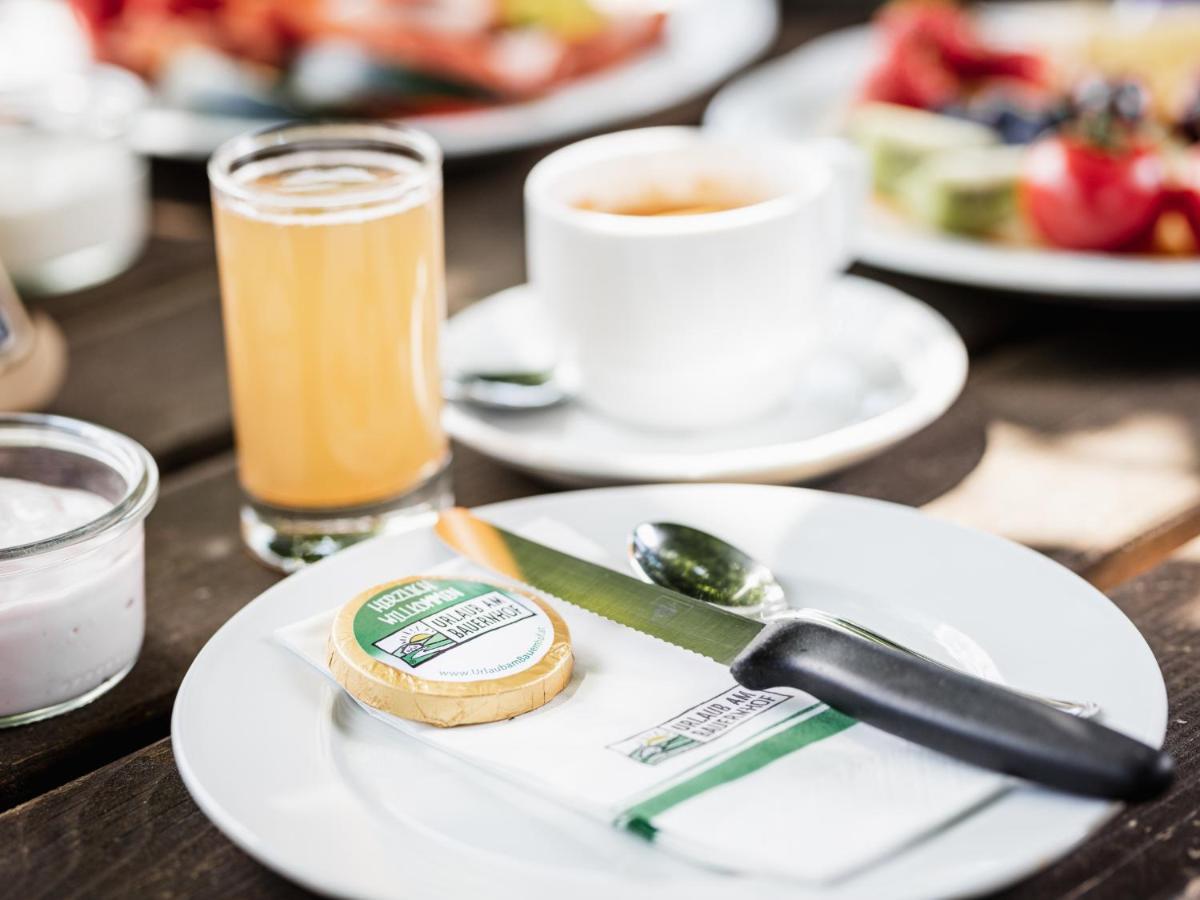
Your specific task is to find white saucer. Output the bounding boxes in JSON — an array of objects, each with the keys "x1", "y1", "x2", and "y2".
[
  {"x1": 173, "y1": 483, "x2": 1168, "y2": 900},
  {"x1": 442, "y1": 276, "x2": 967, "y2": 485}
]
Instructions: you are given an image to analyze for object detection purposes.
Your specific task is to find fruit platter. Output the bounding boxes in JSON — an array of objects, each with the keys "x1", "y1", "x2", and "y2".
[
  {"x1": 73, "y1": 0, "x2": 668, "y2": 117},
  {"x1": 705, "y1": 1, "x2": 1200, "y2": 300},
  {"x1": 850, "y1": 0, "x2": 1200, "y2": 255},
  {"x1": 70, "y1": 0, "x2": 777, "y2": 159}
]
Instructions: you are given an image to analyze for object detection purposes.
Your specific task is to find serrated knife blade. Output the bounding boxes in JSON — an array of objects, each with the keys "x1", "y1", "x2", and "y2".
[{"x1": 435, "y1": 506, "x2": 762, "y2": 664}]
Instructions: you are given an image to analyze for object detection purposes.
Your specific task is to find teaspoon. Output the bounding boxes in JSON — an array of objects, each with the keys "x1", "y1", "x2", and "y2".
[
  {"x1": 442, "y1": 370, "x2": 571, "y2": 410},
  {"x1": 628, "y1": 521, "x2": 1099, "y2": 720}
]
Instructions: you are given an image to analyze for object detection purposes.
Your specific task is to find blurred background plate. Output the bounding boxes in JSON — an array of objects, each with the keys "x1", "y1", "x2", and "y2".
[
  {"x1": 130, "y1": 0, "x2": 777, "y2": 160},
  {"x1": 703, "y1": 6, "x2": 1200, "y2": 302},
  {"x1": 442, "y1": 276, "x2": 968, "y2": 486}
]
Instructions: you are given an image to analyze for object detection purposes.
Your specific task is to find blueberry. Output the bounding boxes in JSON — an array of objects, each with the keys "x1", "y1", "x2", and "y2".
[
  {"x1": 951, "y1": 86, "x2": 1071, "y2": 144},
  {"x1": 994, "y1": 109, "x2": 1047, "y2": 144}
]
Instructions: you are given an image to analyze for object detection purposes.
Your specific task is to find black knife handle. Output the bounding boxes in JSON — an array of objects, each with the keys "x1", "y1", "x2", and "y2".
[{"x1": 730, "y1": 618, "x2": 1173, "y2": 802}]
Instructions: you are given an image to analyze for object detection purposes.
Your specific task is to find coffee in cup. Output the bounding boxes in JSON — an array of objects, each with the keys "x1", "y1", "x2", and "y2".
[{"x1": 572, "y1": 179, "x2": 768, "y2": 217}]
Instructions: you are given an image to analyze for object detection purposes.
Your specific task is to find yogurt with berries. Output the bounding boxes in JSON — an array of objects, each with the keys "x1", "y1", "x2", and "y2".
[{"x1": 0, "y1": 474, "x2": 146, "y2": 723}]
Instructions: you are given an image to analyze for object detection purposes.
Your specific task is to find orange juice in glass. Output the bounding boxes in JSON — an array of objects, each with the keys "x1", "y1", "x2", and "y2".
[{"x1": 208, "y1": 123, "x2": 450, "y2": 571}]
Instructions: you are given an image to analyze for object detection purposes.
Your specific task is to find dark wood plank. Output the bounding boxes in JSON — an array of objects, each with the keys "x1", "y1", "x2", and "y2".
[
  {"x1": 1084, "y1": 504, "x2": 1200, "y2": 593},
  {"x1": 826, "y1": 308, "x2": 1200, "y2": 576},
  {"x1": 0, "y1": 457, "x2": 275, "y2": 812},
  {"x1": 48, "y1": 262, "x2": 233, "y2": 472},
  {"x1": 990, "y1": 542, "x2": 1200, "y2": 900},
  {"x1": 0, "y1": 741, "x2": 308, "y2": 900}
]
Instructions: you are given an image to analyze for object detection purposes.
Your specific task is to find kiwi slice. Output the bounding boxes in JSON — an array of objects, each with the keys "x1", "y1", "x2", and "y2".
[
  {"x1": 897, "y1": 145, "x2": 1024, "y2": 235},
  {"x1": 845, "y1": 102, "x2": 999, "y2": 196}
]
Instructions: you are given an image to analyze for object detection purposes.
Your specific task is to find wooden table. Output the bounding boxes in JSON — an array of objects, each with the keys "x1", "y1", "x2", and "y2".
[{"x1": 6, "y1": 6, "x2": 1200, "y2": 898}]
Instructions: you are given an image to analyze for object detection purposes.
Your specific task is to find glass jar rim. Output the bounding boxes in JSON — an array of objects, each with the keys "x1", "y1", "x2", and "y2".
[
  {"x1": 0, "y1": 413, "x2": 158, "y2": 561},
  {"x1": 207, "y1": 120, "x2": 443, "y2": 214}
]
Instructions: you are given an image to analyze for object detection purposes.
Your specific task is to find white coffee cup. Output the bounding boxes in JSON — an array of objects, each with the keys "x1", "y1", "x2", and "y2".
[{"x1": 524, "y1": 126, "x2": 857, "y2": 432}]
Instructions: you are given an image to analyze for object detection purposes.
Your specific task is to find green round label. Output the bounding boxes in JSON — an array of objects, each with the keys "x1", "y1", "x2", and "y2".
[{"x1": 352, "y1": 577, "x2": 553, "y2": 682}]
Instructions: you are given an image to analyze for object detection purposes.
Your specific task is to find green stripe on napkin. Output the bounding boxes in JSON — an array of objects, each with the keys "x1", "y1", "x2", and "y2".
[{"x1": 621, "y1": 706, "x2": 856, "y2": 837}]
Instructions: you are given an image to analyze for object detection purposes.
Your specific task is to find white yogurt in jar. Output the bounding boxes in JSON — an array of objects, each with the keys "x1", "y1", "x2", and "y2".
[
  {"x1": 0, "y1": 476, "x2": 145, "y2": 719},
  {"x1": 0, "y1": 476, "x2": 109, "y2": 546}
]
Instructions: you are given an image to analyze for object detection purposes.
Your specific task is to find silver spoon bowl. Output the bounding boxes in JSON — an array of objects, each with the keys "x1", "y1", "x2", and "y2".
[
  {"x1": 629, "y1": 521, "x2": 1099, "y2": 720},
  {"x1": 442, "y1": 370, "x2": 572, "y2": 411}
]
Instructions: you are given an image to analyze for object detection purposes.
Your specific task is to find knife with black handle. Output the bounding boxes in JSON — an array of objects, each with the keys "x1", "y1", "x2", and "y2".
[
  {"x1": 436, "y1": 508, "x2": 1174, "y2": 802},
  {"x1": 733, "y1": 616, "x2": 1173, "y2": 801}
]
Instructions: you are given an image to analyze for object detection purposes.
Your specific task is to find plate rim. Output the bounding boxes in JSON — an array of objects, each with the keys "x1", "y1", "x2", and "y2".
[
  {"x1": 702, "y1": 15, "x2": 1200, "y2": 301},
  {"x1": 172, "y1": 482, "x2": 1168, "y2": 900},
  {"x1": 441, "y1": 275, "x2": 969, "y2": 485}
]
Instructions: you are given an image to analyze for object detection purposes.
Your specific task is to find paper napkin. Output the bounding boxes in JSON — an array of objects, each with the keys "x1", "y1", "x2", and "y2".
[{"x1": 275, "y1": 519, "x2": 1009, "y2": 884}]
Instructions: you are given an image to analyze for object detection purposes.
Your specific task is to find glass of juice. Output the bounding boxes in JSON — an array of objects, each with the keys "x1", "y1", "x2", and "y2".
[{"x1": 208, "y1": 122, "x2": 451, "y2": 571}]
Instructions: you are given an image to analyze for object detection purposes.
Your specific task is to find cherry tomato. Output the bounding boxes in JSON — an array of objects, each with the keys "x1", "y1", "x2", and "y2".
[
  {"x1": 860, "y1": 40, "x2": 959, "y2": 109},
  {"x1": 1021, "y1": 137, "x2": 1166, "y2": 252},
  {"x1": 862, "y1": 1, "x2": 1045, "y2": 109},
  {"x1": 879, "y1": 2, "x2": 1044, "y2": 83}
]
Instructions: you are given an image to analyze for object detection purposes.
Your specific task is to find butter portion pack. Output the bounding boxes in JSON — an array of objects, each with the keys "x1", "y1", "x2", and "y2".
[{"x1": 328, "y1": 575, "x2": 573, "y2": 726}]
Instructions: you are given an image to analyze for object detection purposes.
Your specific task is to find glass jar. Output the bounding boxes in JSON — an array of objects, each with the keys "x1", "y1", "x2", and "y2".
[
  {"x1": 0, "y1": 64, "x2": 150, "y2": 294},
  {"x1": 0, "y1": 414, "x2": 158, "y2": 727}
]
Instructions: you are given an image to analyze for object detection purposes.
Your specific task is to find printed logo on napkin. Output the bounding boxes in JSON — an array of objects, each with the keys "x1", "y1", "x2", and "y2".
[
  {"x1": 353, "y1": 578, "x2": 552, "y2": 682},
  {"x1": 609, "y1": 686, "x2": 791, "y2": 766}
]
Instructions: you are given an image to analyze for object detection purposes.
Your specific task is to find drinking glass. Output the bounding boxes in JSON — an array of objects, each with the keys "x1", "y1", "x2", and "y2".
[{"x1": 209, "y1": 122, "x2": 451, "y2": 571}]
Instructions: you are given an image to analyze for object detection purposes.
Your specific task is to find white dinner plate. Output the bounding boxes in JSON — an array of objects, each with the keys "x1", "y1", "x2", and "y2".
[
  {"x1": 131, "y1": 0, "x2": 776, "y2": 160},
  {"x1": 173, "y1": 483, "x2": 1168, "y2": 900},
  {"x1": 702, "y1": 7, "x2": 1200, "y2": 301},
  {"x1": 441, "y1": 276, "x2": 968, "y2": 486}
]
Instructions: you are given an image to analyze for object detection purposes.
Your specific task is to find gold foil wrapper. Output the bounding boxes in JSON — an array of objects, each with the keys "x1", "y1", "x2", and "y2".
[{"x1": 328, "y1": 576, "x2": 573, "y2": 727}]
